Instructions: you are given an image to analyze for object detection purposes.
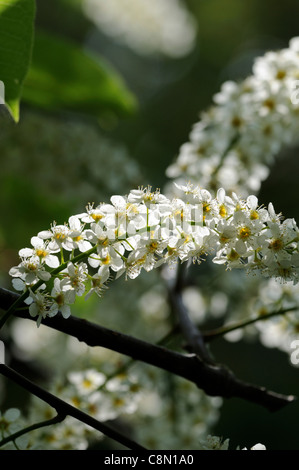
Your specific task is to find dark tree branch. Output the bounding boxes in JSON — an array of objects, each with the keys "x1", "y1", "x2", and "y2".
[
  {"x1": 0, "y1": 287, "x2": 296, "y2": 412},
  {"x1": 168, "y1": 262, "x2": 214, "y2": 364},
  {"x1": 0, "y1": 364, "x2": 146, "y2": 450}
]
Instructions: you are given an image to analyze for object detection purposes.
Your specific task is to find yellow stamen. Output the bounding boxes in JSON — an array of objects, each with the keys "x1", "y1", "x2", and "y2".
[
  {"x1": 203, "y1": 202, "x2": 211, "y2": 213},
  {"x1": 268, "y1": 238, "x2": 283, "y2": 251},
  {"x1": 91, "y1": 213, "x2": 103, "y2": 222},
  {"x1": 239, "y1": 226, "x2": 251, "y2": 239},
  {"x1": 54, "y1": 232, "x2": 66, "y2": 240},
  {"x1": 231, "y1": 116, "x2": 242, "y2": 128},
  {"x1": 83, "y1": 379, "x2": 92, "y2": 389},
  {"x1": 55, "y1": 293, "x2": 64, "y2": 306},
  {"x1": 148, "y1": 241, "x2": 158, "y2": 252},
  {"x1": 98, "y1": 236, "x2": 109, "y2": 247},
  {"x1": 114, "y1": 398, "x2": 125, "y2": 407},
  {"x1": 167, "y1": 247, "x2": 176, "y2": 256},
  {"x1": 250, "y1": 210, "x2": 259, "y2": 220},
  {"x1": 27, "y1": 263, "x2": 37, "y2": 271},
  {"x1": 219, "y1": 204, "x2": 227, "y2": 218},
  {"x1": 71, "y1": 396, "x2": 81, "y2": 407},
  {"x1": 263, "y1": 98, "x2": 275, "y2": 110},
  {"x1": 36, "y1": 248, "x2": 48, "y2": 258},
  {"x1": 276, "y1": 69, "x2": 286, "y2": 80},
  {"x1": 88, "y1": 404, "x2": 98, "y2": 415},
  {"x1": 101, "y1": 255, "x2": 111, "y2": 265}
]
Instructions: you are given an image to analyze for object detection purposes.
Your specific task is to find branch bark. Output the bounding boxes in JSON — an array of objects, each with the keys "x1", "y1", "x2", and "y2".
[
  {"x1": 0, "y1": 287, "x2": 296, "y2": 412},
  {"x1": 168, "y1": 262, "x2": 214, "y2": 364}
]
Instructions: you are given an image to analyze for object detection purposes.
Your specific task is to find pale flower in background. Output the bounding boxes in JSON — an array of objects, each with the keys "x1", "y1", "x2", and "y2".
[{"x1": 82, "y1": 0, "x2": 197, "y2": 58}]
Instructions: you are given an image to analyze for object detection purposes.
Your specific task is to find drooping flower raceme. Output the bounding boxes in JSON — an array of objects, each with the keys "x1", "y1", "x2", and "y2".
[
  {"x1": 8, "y1": 183, "x2": 299, "y2": 326},
  {"x1": 166, "y1": 37, "x2": 299, "y2": 196}
]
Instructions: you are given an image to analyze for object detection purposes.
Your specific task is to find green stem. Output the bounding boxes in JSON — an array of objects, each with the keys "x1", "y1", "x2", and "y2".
[
  {"x1": 113, "y1": 248, "x2": 127, "y2": 263},
  {"x1": 0, "y1": 283, "x2": 41, "y2": 330},
  {"x1": 60, "y1": 247, "x2": 65, "y2": 265},
  {"x1": 0, "y1": 245, "x2": 98, "y2": 331},
  {"x1": 210, "y1": 132, "x2": 240, "y2": 179},
  {"x1": 51, "y1": 245, "x2": 98, "y2": 276},
  {"x1": 0, "y1": 413, "x2": 65, "y2": 449}
]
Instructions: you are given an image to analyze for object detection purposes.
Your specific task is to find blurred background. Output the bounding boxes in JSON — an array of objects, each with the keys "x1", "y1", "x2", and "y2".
[{"x1": 1, "y1": 0, "x2": 299, "y2": 450}]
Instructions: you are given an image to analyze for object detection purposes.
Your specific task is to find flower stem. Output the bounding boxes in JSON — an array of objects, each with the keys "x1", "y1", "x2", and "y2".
[{"x1": 0, "y1": 282, "x2": 41, "y2": 330}]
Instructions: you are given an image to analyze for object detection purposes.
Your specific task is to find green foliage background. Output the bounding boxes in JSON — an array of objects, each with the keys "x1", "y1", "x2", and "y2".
[{"x1": 1, "y1": 0, "x2": 299, "y2": 450}]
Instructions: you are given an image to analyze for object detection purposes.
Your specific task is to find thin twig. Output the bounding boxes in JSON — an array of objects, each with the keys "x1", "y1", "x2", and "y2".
[
  {"x1": 0, "y1": 413, "x2": 65, "y2": 449},
  {"x1": 0, "y1": 364, "x2": 147, "y2": 450},
  {"x1": 202, "y1": 307, "x2": 299, "y2": 342}
]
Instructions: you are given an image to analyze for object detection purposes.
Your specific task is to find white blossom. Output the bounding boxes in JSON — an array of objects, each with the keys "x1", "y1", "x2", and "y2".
[
  {"x1": 67, "y1": 369, "x2": 106, "y2": 395},
  {"x1": 166, "y1": 37, "x2": 299, "y2": 196},
  {"x1": 9, "y1": 182, "x2": 299, "y2": 326},
  {"x1": 48, "y1": 278, "x2": 76, "y2": 319}
]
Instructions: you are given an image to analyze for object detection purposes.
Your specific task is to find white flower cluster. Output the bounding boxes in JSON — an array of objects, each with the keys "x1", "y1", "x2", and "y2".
[
  {"x1": 166, "y1": 37, "x2": 299, "y2": 195},
  {"x1": 198, "y1": 435, "x2": 230, "y2": 450},
  {"x1": 0, "y1": 408, "x2": 22, "y2": 438},
  {"x1": 197, "y1": 435, "x2": 266, "y2": 450},
  {"x1": 0, "y1": 408, "x2": 32, "y2": 450},
  {"x1": 9, "y1": 183, "x2": 299, "y2": 326},
  {"x1": 0, "y1": 369, "x2": 141, "y2": 450},
  {"x1": 82, "y1": 0, "x2": 197, "y2": 58},
  {"x1": 7, "y1": 316, "x2": 223, "y2": 450},
  {"x1": 30, "y1": 369, "x2": 142, "y2": 450},
  {"x1": 0, "y1": 365, "x2": 222, "y2": 450}
]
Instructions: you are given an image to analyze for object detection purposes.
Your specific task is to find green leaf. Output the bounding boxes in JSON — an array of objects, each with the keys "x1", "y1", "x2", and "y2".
[
  {"x1": 0, "y1": 0, "x2": 36, "y2": 122},
  {"x1": 22, "y1": 31, "x2": 137, "y2": 120}
]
